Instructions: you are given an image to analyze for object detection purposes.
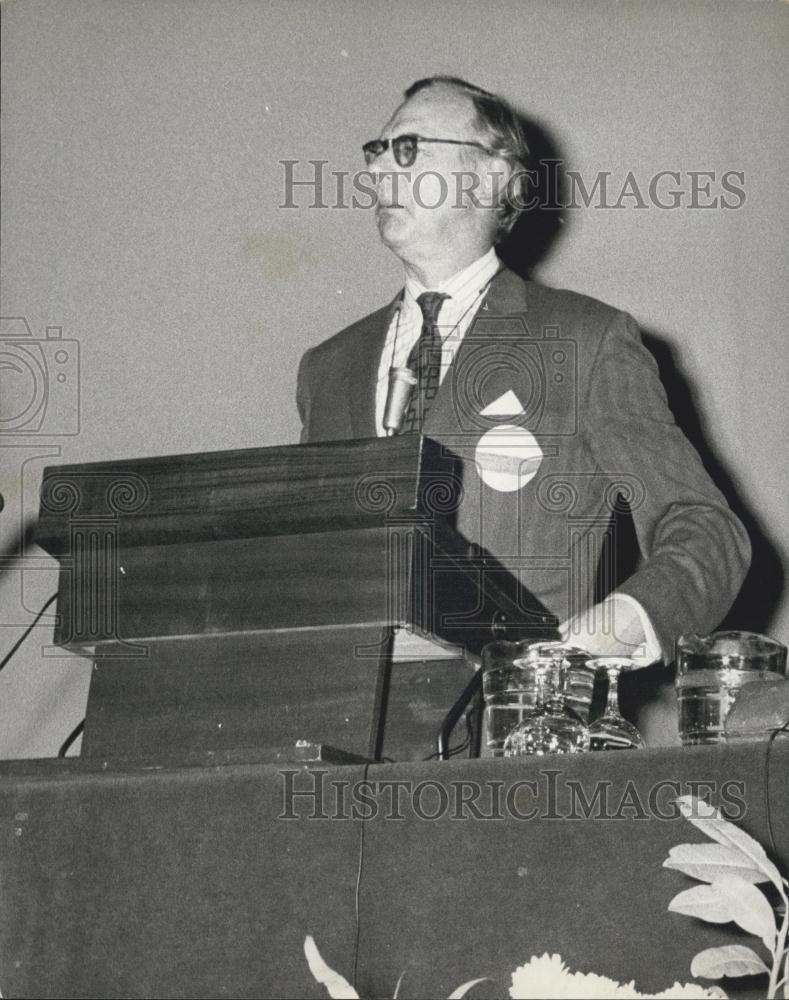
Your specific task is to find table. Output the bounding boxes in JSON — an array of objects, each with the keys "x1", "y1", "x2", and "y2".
[{"x1": 0, "y1": 739, "x2": 786, "y2": 998}]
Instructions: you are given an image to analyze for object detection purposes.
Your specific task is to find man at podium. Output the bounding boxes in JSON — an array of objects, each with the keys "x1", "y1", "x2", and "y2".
[{"x1": 296, "y1": 76, "x2": 750, "y2": 669}]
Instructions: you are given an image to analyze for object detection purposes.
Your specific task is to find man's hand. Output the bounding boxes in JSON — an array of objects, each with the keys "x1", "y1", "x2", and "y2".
[{"x1": 559, "y1": 594, "x2": 660, "y2": 665}]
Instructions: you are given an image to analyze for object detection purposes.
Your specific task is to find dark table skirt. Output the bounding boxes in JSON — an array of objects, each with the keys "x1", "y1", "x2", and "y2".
[{"x1": 0, "y1": 739, "x2": 786, "y2": 998}]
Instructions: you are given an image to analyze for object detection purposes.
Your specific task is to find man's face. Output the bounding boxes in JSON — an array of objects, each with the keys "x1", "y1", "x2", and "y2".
[{"x1": 370, "y1": 85, "x2": 497, "y2": 265}]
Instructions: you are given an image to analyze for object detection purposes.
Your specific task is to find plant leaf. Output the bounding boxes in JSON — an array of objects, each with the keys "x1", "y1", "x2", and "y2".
[
  {"x1": 676, "y1": 796, "x2": 784, "y2": 892},
  {"x1": 447, "y1": 979, "x2": 489, "y2": 999},
  {"x1": 664, "y1": 843, "x2": 772, "y2": 885},
  {"x1": 690, "y1": 944, "x2": 770, "y2": 979},
  {"x1": 303, "y1": 936, "x2": 359, "y2": 999},
  {"x1": 669, "y1": 884, "x2": 736, "y2": 924},
  {"x1": 668, "y1": 876, "x2": 777, "y2": 951}
]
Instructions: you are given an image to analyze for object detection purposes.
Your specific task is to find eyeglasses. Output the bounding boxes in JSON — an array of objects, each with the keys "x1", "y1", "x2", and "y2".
[{"x1": 362, "y1": 134, "x2": 496, "y2": 168}]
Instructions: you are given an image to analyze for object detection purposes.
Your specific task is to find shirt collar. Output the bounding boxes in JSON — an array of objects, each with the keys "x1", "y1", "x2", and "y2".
[{"x1": 403, "y1": 246, "x2": 501, "y2": 309}]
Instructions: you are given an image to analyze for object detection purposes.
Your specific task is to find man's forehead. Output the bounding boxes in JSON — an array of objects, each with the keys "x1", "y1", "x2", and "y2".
[{"x1": 381, "y1": 85, "x2": 479, "y2": 137}]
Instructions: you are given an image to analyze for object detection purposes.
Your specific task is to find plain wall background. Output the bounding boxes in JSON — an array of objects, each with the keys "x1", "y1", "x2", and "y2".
[{"x1": 1, "y1": 0, "x2": 787, "y2": 757}]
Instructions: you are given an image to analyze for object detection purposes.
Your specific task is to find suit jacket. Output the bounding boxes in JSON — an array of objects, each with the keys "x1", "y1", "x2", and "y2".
[{"x1": 297, "y1": 267, "x2": 751, "y2": 660}]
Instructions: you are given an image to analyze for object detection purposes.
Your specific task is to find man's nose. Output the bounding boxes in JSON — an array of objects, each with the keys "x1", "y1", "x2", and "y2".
[
  {"x1": 375, "y1": 166, "x2": 396, "y2": 200},
  {"x1": 374, "y1": 162, "x2": 411, "y2": 205}
]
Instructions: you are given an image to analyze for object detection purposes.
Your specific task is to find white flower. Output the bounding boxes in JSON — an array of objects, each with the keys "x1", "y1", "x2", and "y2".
[
  {"x1": 652, "y1": 985, "x2": 727, "y2": 999},
  {"x1": 509, "y1": 953, "x2": 726, "y2": 1000},
  {"x1": 509, "y1": 954, "x2": 635, "y2": 999}
]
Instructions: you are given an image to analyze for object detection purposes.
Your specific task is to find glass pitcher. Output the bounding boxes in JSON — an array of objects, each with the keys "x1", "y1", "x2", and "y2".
[{"x1": 675, "y1": 630, "x2": 788, "y2": 745}]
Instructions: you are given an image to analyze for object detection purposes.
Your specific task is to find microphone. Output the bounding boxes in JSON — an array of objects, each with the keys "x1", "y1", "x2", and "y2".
[{"x1": 383, "y1": 366, "x2": 417, "y2": 436}]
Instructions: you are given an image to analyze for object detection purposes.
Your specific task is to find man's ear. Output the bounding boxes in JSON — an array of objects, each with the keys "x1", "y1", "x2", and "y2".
[{"x1": 479, "y1": 155, "x2": 513, "y2": 211}]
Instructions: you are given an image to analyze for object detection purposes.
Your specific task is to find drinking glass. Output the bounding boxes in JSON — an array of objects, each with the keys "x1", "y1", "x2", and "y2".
[
  {"x1": 502, "y1": 651, "x2": 589, "y2": 756},
  {"x1": 480, "y1": 639, "x2": 538, "y2": 757},
  {"x1": 587, "y1": 657, "x2": 645, "y2": 751},
  {"x1": 517, "y1": 641, "x2": 595, "y2": 723}
]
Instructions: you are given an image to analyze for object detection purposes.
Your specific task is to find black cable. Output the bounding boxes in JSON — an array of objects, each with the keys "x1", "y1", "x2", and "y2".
[
  {"x1": 58, "y1": 719, "x2": 85, "y2": 758},
  {"x1": 446, "y1": 714, "x2": 474, "y2": 758},
  {"x1": 424, "y1": 708, "x2": 475, "y2": 761},
  {"x1": 423, "y1": 738, "x2": 469, "y2": 762},
  {"x1": 0, "y1": 592, "x2": 58, "y2": 674}
]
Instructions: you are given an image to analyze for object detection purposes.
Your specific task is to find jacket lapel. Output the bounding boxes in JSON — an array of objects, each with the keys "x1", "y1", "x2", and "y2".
[{"x1": 424, "y1": 267, "x2": 530, "y2": 436}]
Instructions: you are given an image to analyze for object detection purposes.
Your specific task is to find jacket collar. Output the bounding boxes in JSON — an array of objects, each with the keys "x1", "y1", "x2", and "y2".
[{"x1": 480, "y1": 264, "x2": 530, "y2": 317}]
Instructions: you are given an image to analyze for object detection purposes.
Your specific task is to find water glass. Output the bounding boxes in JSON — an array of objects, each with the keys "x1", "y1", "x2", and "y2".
[
  {"x1": 502, "y1": 649, "x2": 590, "y2": 757},
  {"x1": 481, "y1": 640, "x2": 536, "y2": 757}
]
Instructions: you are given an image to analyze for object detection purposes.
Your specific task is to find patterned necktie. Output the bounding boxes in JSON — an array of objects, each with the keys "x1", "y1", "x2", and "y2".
[{"x1": 401, "y1": 291, "x2": 450, "y2": 432}]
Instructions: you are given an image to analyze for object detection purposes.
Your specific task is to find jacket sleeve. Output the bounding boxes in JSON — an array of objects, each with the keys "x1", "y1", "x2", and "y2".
[{"x1": 584, "y1": 310, "x2": 751, "y2": 661}]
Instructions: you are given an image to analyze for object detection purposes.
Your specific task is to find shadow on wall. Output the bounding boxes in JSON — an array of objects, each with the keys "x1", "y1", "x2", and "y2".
[{"x1": 496, "y1": 113, "x2": 567, "y2": 279}]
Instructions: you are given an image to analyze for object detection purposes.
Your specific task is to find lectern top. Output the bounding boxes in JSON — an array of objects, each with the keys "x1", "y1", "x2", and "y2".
[{"x1": 34, "y1": 434, "x2": 461, "y2": 552}]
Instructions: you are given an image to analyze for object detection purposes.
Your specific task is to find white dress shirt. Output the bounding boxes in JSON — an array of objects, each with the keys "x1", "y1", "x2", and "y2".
[
  {"x1": 374, "y1": 248, "x2": 661, "y2": 665},
  {"x1": 374, "y1": 247, "x2": 501, "y2": 436}
]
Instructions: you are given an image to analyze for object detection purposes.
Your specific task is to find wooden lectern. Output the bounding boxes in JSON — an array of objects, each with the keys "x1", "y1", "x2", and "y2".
[{"x1": 35, "y1": 435, "x2": 557, "y2": 761}]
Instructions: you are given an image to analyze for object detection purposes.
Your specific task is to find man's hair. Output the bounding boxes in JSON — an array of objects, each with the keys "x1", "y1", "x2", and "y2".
[{"x1": 404, "y1": 76, "x2": 531, "y2": 240}]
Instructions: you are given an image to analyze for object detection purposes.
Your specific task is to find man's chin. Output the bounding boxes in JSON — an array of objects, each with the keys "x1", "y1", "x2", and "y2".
[{"x1": 376, "y1": 209, "x2": 411, "y2": 249}]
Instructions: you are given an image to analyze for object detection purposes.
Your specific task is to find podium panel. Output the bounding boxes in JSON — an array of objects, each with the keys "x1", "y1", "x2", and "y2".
[
  {"x1": 35, "y1": 436, "x2": 555, "y2": 760},
  {"x1": 83, "y1": 627, "x2": 476, "y2": 761}
]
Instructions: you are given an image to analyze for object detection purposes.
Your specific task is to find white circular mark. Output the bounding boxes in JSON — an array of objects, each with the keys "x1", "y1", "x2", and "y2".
[{"x1": 474, "y1": 424, "x2": 543, "y2": 492}]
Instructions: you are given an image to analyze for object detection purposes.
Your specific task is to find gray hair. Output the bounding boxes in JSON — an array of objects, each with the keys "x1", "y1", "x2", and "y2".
[{"x1": 404, "y1": 76, "x2": 532, "y2": 240}]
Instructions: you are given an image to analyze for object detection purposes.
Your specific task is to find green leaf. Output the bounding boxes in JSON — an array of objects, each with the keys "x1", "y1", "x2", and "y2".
[
  {"x1": 447, "y1": 979, "x2": 489, "y2": 999},
  {"x1": 664, "y1": 843, "x2": 772, "y2": 885},
  {"x1": 668, "y1": 876, "x2": 777, "y2": 951},
  {"x1": 690, "y1": 944, "x2": 770, "y2": 979},
  {"x1": 303, "y1": 936, "x2": 359, "y2": 999},
  {"x1": 676, "y1": 796, "x2": 785, "y2": 892}
]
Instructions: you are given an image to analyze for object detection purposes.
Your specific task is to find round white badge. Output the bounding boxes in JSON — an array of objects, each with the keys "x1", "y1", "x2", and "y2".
[{"x1": 474, "y1": 424, "x2": 544, "y2": 492}]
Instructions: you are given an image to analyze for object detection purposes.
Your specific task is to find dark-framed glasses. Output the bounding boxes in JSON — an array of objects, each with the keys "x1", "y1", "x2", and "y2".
[{"x1": 362, "y1": 134, "x2": 496, "y2": 168}]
